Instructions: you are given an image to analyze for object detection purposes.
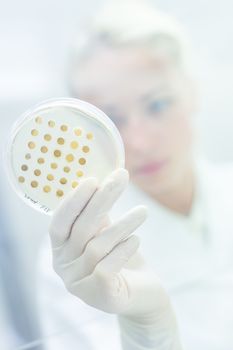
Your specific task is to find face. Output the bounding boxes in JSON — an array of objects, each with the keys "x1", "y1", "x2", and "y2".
[{"x1": 73, "y1": 45, "x2": 197, "y2": 197}]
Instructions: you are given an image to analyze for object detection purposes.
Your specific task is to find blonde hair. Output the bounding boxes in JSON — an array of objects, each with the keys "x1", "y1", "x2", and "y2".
[{"x1": 69, "y1": 0, "x2": 193, "y2": 91}]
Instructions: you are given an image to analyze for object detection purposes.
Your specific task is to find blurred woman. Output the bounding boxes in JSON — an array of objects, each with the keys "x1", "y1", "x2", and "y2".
[{"x1": 61, "y1": 0, "x2": 233, "y2": 349}]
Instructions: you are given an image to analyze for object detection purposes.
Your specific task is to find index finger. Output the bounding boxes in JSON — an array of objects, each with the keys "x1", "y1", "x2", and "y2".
[{"x1": 49, "y1": 177, "x2": 98, "y2": 248}]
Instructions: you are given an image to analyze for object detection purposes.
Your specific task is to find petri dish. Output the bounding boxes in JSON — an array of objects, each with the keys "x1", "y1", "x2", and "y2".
[{"x1": 4, "y1": 98, "x2": 125, "y2": 214}]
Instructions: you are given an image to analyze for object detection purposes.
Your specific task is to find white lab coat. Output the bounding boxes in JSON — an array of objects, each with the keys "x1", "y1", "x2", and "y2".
[
  {"x1": 2, "y1": 159, "x2": 233, "y2": 349},
  {"x1": 111, "y1": 159, "x2": 233, "y2": 350}
]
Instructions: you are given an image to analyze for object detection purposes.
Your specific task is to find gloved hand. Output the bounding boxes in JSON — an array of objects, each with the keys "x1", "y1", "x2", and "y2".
[{"x1": 49, "y1": 168, "x2": 183, "y2": 350}]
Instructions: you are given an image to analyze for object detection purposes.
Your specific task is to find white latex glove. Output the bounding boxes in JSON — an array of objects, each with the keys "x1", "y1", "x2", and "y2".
[{"x1": 49, "y1": 168, "x2": 183, "y2": 350}]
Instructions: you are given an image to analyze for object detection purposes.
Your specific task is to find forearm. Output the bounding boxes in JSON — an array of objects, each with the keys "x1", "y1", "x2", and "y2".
[{"x1": 117, "y1": 306, "x2": 183, "y2": 350}]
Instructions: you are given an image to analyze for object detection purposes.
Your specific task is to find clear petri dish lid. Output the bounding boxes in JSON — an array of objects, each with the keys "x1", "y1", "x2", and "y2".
[{"x1": 4, "y1": 98, "x2": 125, "y2": 215}]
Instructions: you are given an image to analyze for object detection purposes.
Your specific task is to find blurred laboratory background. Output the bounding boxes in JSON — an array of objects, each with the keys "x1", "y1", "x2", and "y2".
[{"x1": 1, "y1": 0, "x2": 233, "y2": 162}]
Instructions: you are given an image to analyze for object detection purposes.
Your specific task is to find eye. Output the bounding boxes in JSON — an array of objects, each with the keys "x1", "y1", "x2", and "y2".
[{"x1": 147, "y1": 98, "x2": 172, "y2": 115}]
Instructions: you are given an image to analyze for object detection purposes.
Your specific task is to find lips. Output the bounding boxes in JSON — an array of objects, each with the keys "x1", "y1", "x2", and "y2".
[{"x1": 136, "y1": 159, "x2": 168, "y2": 175}]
